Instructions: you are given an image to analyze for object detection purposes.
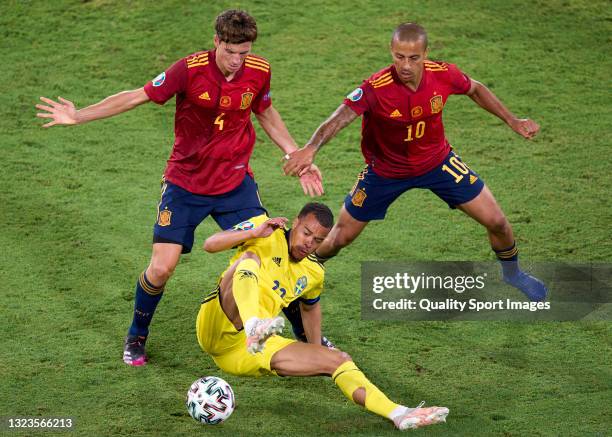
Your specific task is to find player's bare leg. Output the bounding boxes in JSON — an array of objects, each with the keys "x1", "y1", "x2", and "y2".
[
  {"x1": 456, "y1": 186, "x2": 513, "y2": 249},
  {"x1": 219, "y1": 252, "x2": 284, "y2": 354},
  {"x1": 124, "y1": 243, "x2": 182, "y2": 366},
  {"x1": 270, "y1": 342, "x2": 449, "y2": 430},
  {"x1": 457, "y1": 186, "x2": 547, "y2": 301},
  {"x1": 146, "y1": 243, "x2": 183, "y2": 286},
  {"x1": 315, "y1": 205, "x2": 369, "y2": 260}
]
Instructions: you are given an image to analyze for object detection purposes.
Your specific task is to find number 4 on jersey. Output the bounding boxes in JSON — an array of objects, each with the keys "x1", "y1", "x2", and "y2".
[{"x1": 214, "y1": 113, "x2": 225, "y2": 131}]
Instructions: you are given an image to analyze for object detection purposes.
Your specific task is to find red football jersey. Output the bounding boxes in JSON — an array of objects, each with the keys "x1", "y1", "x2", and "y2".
[
  {"x1": 344, "y1": 61, "x2": 471, "y2": 178},
  {"x1": 144, "y1": 50, "x2": 272, "y2": 195}
]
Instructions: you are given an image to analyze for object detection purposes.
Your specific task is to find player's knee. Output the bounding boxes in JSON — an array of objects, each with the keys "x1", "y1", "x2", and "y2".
[
  {"x1": 487, "y1": 214, "x2": 511, "y2": 236},
  {"x1": 148, "y1": 260, "x2": 176, "y2": 284},
  {"x1": 327, "y1": 351, "x2": 353, "y2": 374}
]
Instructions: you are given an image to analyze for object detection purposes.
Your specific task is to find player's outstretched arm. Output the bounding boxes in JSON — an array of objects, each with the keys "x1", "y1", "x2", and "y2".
[
  {"x1": 283, "y1": 103, "x2": 358, "y2": 176},
  {"x1": 255, "y1": 104, "x2": 324, "y2": 197},
  {"x1": 466, "y1": 79, "x2": 540, "y2": 139},
  {"x1": 36, "y1": 87, "x2": 150, "y2": 128},
  {"x1": 203, "y1": 217, "x2": 288, "y2": 253},
  {"x1": 300, "y1": 301, "x2": 322, "y2": 346}
]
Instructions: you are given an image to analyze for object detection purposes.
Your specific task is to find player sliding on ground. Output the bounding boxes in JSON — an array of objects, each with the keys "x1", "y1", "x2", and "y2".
[
  {"x1": 284, "y1": 23, "x2": 547, "y2": 303},
  {"x1": 196, "y1": 202, "x2": 449, "y2": 430}
]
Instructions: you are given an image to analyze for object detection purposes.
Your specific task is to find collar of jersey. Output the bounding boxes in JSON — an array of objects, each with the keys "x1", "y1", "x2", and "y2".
[{"x1": 390, "y1": 64, "x2": 428, "y2": 93}]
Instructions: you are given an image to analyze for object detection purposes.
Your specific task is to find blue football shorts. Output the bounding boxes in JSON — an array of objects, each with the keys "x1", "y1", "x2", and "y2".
[
  {"x1": 153, "y1": 174, "x2": 266, "y2": 253},
  {"x1": 344, "y1": 150, "x2": 485, "y2": 222}
]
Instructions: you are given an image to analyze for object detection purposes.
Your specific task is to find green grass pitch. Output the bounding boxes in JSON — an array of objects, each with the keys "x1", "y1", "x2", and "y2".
[{"x1": 1, "y1": 0, "x2": 610, "y2": 435}]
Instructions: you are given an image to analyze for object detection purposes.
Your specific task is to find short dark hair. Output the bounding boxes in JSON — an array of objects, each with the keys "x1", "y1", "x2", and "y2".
[
  {"x1": 391, "y1": 23, "x2": 428, "y2": 48},
  {"x1": 215, "y1": 9, "x2": 258, "y2": 44},
  {"x1": 298, "y1": 203, "x2": 334, "y2": 229}
]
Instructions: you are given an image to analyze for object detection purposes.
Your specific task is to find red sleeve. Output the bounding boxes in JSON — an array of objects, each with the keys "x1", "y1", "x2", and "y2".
[
  {"x1": 447, "y1": 63, "x2": 472, "y2": 95},
  {"x1": 251, "y1": 70, "x2": 272, "y2": 114},
  {"x1": 343, "y1": 82, "x2": 370, "y2": 115},
  {"x1": 143, "y1": 58, "x2": 188, "y2": 105}
]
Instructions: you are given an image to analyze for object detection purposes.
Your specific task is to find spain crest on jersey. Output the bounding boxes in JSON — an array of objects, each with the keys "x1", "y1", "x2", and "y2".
[
  {"x1": 294, "y1": 276, "x2": 308, "y2": 296},
  {"x1": 240, "y1": 92, "x2": 254, "y2": 109},
  {"x1": 351, "y1": 188, "x2": 367, "y2": 207},
  {"x1": 158, "y1": 208, "x2": 172, "y2": 227},
  {"x1": 430, "y1": 95, "x2": 443, "y2": 114}
]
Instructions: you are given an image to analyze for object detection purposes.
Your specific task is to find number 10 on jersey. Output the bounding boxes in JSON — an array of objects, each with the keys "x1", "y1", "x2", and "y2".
[{"x1": 404, "y1": 121, "x2": 426, "y2": 142}]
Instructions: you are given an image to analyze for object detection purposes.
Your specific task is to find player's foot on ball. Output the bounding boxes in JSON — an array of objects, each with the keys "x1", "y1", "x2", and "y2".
[
  {"x1": 123, "y1": 335, "x2": 148, "y2": 366},
  {"x1": 393, "y1": 402, "x2": 449, "y2": 430},
  {"x1": 245, "y1": 317, "x2": 285, "y2": 354},
  {"x1": 504, "y1": 271, "x2": 548, "y2": 302}
]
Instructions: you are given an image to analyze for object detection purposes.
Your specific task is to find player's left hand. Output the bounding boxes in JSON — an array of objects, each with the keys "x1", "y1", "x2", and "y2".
[
  {"x1": 510, "y1": 118, "x2": 540, "y2": 139},
  {"x1": 298, "y1": 164, "x2": 324, "y2": 197}
]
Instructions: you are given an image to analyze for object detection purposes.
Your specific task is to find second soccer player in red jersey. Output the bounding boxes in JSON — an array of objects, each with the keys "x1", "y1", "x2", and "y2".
[
  {"x1": 284, "y1": 23, "x2": 547, "y2": 302},
  {"x1": 36, "y1": 10, "x2": 324, "y2": 366}
]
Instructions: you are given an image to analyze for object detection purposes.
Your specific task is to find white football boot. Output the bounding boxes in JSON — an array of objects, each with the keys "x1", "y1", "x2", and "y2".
[{"x1": 244, "y1": 317, "x2": 285, "y2": 354}]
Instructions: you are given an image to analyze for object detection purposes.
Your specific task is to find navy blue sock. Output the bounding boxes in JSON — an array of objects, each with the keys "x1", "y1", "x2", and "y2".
[
  {"x1": 128, "y1": 271, "x2": 164, "y2": 337},
  {"x1": 494, "y1": 242, "x2": 520, "y2": 279}
]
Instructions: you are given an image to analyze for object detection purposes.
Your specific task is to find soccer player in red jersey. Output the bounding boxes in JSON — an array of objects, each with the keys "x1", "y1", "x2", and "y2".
[
  {"x1": 36, "y1": 10, "x2": 324, "y2": 366},
  {"x1": 284, "y1": 23, "x2": 547, "y2": 302}
]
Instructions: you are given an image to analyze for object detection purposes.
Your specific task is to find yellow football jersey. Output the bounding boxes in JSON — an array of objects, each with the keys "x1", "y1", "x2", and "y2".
[{"x1": 222, "y1": 214, "x2": 325, "y2": 319}]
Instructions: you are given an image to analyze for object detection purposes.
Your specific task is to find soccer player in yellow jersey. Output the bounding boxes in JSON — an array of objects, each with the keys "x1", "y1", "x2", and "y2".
[{"x1": 196, "y1": 203, "x2": 449, "y2": 430}]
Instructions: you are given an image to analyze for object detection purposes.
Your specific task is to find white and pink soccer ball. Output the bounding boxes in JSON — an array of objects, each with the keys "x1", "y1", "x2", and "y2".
[{"x1": 186, "y1": 376, "x2": 235, "y2": 425}]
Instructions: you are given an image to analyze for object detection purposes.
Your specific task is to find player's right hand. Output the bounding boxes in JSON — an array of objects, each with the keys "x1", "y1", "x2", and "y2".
[
  {"x1": 36, "y1": 96, "x2": 78, "y2": 127},
  {"x1": 283, "y1": 146, "x2": 316, "y2": 177},
  {"x1": 252, "y1": 217, "x2": 288, "y2": 238}
]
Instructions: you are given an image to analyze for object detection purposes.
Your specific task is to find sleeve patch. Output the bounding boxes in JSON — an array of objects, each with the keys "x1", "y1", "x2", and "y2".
[
  {"x1": 233, "y1": 220, "x2": 255, "y2": 231},
  {"x1": 152, "y1": 72, "x2": 166, "y2": 87},
  {"x1": 347, "y1": 87, "x2": 363, "y2": 102}
]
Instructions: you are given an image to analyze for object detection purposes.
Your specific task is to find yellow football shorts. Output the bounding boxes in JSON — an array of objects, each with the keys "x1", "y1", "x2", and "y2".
[{"x1": 196, "y1": 293, "x2": 296, "y2": 377}]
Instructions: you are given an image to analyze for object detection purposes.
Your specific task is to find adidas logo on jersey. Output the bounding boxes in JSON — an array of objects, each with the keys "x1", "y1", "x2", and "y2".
[
  {"x1": 198, "y1": 91, "x2": 211, "y2": 100},
  {"x1": 272, "y1": 257, "x2": 282, "y2": 266},
  {"x1": 470, "y1": 175, "x2": 478, "y2": 184},
  {"x1": 390, "y1": 109, "x2": 402, "y2": 117}
]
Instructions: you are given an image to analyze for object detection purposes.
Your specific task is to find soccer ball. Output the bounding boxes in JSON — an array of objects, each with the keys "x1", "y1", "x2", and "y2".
[{"x1": 186, "y1": 376, "x2": 235, "y2": 425}]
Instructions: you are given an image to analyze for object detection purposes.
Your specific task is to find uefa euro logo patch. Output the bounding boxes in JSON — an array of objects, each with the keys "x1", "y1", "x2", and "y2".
[
  {"x1": 158, "y1": 208, "x2": 172, "y2": 226},
  {"x1": 294, "y1": 276, "x2": 307, "y2": 296},
  {"x1": 347, "y1": 88, "x2": 363, "y2": 102},
  {"x1": 234, "y1": 220, "x2": 254, "y2": 231},
  {"x1": 152, "y1": 72, "x2": 166, "y2": 87}
]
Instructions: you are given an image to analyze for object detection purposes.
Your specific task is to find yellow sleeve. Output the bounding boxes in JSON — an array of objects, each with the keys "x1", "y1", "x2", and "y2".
[{"x1": 300, "y1": 271, "x2": 324, "y2": 305}]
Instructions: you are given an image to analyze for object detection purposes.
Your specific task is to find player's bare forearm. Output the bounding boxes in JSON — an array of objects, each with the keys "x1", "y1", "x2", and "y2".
[
  {"x1": 467, "y1": 79, "x2": 540, "y2": 139},
  {"x1": 255, "y1": 105, "x2": 299, "y2": 154},
  {"x1": 75, "y1": 88, "x2": 150, "y2": 124},
  {"x1": 300, "y1": 301, "x2": 322, "y2": 345},
  {"x1": 203, "y1": 229, "x2": 256, "y2": 253},
  {"x1": 305, "y1": 103, "x2": 358, "y2": 153},
  {"x1": 283, "y1": 104, "x2": 358, "y2": 176},
  {"x1": 37, "y1": 87, "x2": 150, "y2": 128},
  {"x1": 467, "y1": 80, "x2": 516, "y2": 125}
]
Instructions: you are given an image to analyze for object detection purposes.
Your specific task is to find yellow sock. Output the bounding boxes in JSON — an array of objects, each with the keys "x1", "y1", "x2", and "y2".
[
  {"x1": 232, "y1": 258, "x2": 261, "y2": 323},
  {"x1": 332, "y1": 361, "x2": 399, "y2": 419}
]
